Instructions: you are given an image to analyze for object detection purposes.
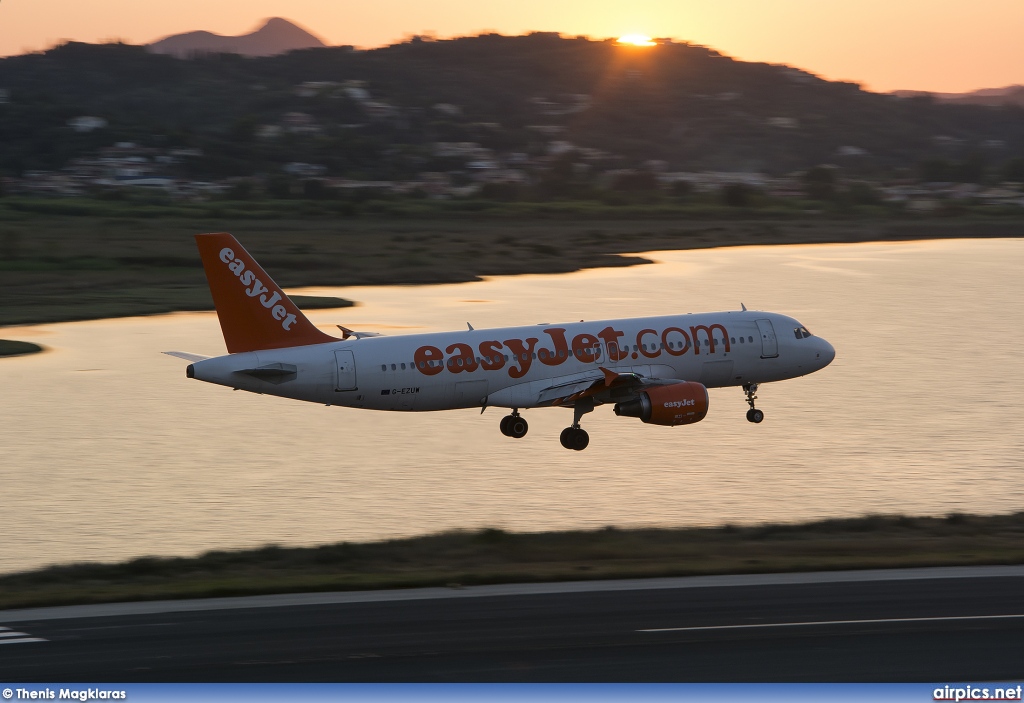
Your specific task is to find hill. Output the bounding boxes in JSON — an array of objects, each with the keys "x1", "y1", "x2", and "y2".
[
  {"x1": 148, "y1": 17, "x2": 326, "y2": 58},
  {"x1": 894, "y1": 85, "x2": 1024, "y2": 108},
  {"x1": 0, "y1": 33, "x2": 1022, "y2": 181}
]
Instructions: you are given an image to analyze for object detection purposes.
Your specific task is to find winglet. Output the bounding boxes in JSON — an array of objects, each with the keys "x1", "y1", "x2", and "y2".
[
  {"x1": 741, "y1": 302, "x2": 747, "y2": 311},
  {"x1": 599, "y1": 366, "x2": 618, "y2": 387},
  {"x1": 195, "y1": 233, "x2": 337, "y2": 353}
]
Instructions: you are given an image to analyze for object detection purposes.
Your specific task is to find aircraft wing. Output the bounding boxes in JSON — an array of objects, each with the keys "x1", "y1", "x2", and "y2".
[{"x1": 540, "y1": 367, "x2": 681, "y2": 407}]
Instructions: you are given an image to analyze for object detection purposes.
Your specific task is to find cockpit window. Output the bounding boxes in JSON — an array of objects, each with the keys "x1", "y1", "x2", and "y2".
[{"x1": 794, "y1": 326, "x2": 812, "y2": 339}]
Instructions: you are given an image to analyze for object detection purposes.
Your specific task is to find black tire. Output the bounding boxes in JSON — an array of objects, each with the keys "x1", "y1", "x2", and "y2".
[
  {"x1": 750, "y1": 409, "x2": 764, "y2": 424},
  {"x1": 509, "y1": 416, "x2": 529, "y2": 439},
  {"x1": 571, "y1": 428, "x2": 590, "y2": 451},
  {"x1": 559, "y1": 427, "x2": 573, "y2": 449},
  {"x1": 500, "y1": 415, "x2": 513, "y2": 436},
  {"x1": 746, "y1": 408, "x2": 755, "y2": 422}
]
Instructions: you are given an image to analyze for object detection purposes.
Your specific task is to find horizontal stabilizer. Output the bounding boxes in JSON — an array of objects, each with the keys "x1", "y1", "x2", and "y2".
[
  {"x1": 337, "y1": 325, "x2": 382, "y2": 339},
  {"x1": 163, "y1": 351, "x2": 211, "y2": 362},
  {"x1": 236, "y1": 363, "x2": 298, "y2": 379}
]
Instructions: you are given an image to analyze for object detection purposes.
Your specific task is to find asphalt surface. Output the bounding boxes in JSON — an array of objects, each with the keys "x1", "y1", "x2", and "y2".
[{"x1": 2, "y1": 567, "x2": 1023, "y2": 682}]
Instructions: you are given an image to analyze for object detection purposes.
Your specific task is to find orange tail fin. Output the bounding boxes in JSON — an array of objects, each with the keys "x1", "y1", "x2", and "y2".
[{"x1": 195, "y1": 233, "x2": 336, "y2": 353}]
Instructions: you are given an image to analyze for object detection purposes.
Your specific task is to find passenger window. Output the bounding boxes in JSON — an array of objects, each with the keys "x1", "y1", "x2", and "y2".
[
  {"x1": 748, "y1": 336, "x2": 754, "y2": 343},
  {"x1": 401, "y1": 363, "x2": 406, "y2": 370},
  {"x1": 739, "y1": 337, "x2": 744, "y2": 343},
  {"x1": 418, "y1": 361, "x2": 425, "y2": 369},
  {"x1": 391, "y1": 364, "x2": 396, "y2": 371},
  {"x1": 730, "y1": 337, "x2": 735, "y2": 344},
  {"x1": 381, "y1": 364, "x2": 386, "y2": 371}
]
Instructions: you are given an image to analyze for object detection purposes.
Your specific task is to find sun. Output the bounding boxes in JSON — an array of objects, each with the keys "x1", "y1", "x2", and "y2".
[{"x1": 617, "y1": 34, "x2": 656, "y2": 47}]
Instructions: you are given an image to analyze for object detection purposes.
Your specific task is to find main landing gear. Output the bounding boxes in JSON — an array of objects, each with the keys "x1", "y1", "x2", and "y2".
[
  {"x1": 743, "y1": 383, "x2": 764, "y2": 423},
  {"x1": 559, "y1": 398, "x2": 593, "y2": 451},
  {"x1": 500, "y1": 410, "x2": 529, "y2": 439}
]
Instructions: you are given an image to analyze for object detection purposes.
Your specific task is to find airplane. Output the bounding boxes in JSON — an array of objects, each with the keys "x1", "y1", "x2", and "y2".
[{"x1": 166, "y1": 233, "x2": 835, "y2": 451}]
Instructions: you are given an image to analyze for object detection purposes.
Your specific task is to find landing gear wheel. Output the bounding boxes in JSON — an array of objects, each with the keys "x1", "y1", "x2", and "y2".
[
  {"x1": 559, "y1": 427, "x2": 573, "y2": 448},
  {"x1": 500, "y1": 411, "x2": 528, "y2": 438},
  {"x1": 559, "y1": 427, "x2": 590, "y2": 451},
  {"x1": 746, "y1": 408, "x2": 764, "y2": 423},
  {"x1": 507, "y1": 415, "x2": 529, "y2": 439}
]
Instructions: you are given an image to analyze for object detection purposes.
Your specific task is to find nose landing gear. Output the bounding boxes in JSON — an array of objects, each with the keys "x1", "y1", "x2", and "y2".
[
  {"x1": 559, "y1": 398, "x2": 593, "y2": 450},
  {"x1": 500, "y1": 409, "x2": 529, "y2": 438},
  {"x1": 743, "y1": 383, "x2": 764, "y2": 423}
]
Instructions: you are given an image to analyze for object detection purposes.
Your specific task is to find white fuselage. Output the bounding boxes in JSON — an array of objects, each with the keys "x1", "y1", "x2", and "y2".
[{"x1": 188, "y1": 310, "x2": 835, "y2": 412}]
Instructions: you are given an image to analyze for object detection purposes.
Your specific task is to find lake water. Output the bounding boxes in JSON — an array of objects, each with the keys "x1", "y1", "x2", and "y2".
[{"x1": 2, "y1": 238, "x2": 1022, "y2": 574}]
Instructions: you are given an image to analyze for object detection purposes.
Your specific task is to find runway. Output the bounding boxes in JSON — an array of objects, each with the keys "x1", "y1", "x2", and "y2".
[{"x1": 2, "y1": 566, "x2": 1023, "y2": 681}]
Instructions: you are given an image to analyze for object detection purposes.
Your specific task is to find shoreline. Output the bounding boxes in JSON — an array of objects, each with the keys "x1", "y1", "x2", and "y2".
[
  {"x1": 3, "y1": 216, "x2": 1024, "y2": 328},
  {"x1": 2, "y1": 512, "x2": 1022, "y2": 611}
]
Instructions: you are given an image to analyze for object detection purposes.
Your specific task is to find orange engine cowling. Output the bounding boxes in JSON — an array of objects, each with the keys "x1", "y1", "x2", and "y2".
[{"x1": 613, "y1": 382, "x2": 709, "y2": 427}]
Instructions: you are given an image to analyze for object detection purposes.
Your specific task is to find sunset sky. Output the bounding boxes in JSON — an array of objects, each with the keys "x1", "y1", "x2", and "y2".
[{"x1": 3, "y1": 0, "x2": 1023, "y2": 94}]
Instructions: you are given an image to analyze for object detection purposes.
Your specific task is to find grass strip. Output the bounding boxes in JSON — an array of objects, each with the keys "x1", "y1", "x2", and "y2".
[
  {"x1": 3, "y1": 212, "x2": 1024, "y2": 327},
  {"x1": 2, "y1": 512, "x2": 1023, "y2": 611}
]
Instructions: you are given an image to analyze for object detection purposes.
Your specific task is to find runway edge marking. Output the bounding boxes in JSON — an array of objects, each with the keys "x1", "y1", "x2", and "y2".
[
  {"x1": 638, "y1": 613, "x2": 1024, "y2": 633},
  {"x1": 2, "y1": 564, "x2": 1024, "y2": 623}
]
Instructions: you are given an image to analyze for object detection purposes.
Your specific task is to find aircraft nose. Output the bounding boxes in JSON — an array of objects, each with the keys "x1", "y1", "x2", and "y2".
[{"x1": 817, "y1": 338, "x2": 836, "y2": 367}]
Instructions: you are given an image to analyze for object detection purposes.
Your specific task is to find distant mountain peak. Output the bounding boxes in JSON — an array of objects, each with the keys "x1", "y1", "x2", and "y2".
[
  {"x1": 148, "y1": 17, "x2": 326, "y2": 58},
  {"x1": 261, "y1": 17, "x2": 297, "y2": 29}
]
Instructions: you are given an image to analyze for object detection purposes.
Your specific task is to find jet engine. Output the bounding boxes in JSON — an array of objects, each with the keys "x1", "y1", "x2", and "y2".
[{"x1": 613, "y1": 382, "x2": 709, "y2": 426}]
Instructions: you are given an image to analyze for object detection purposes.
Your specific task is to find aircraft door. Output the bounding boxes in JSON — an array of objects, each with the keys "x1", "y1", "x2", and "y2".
[
  {"x1": 335, "y1": 350, "x2": 357, "y2": 390},
  {"x1": 755, "y1": 319, "x2": 779, "y2": 359}
]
